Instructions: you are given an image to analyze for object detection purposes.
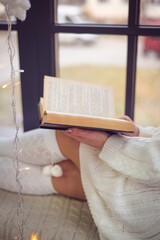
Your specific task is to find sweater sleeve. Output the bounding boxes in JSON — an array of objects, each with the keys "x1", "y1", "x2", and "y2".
[
  {"x1": 99, "y1": 127, "x2": 160, "y2": 185},
  {"x1": 139, "y1": 125, "x2": 157, "y2": 138}
]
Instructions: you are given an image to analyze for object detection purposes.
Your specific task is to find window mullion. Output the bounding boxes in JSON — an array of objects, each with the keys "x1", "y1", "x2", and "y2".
[
  {"x1": 125, "y1": 0, "x2": 140, "y2": 120},
  {"x1": 125, "y1": 35, "x2": 138, "y2": 119},
  {"x1": 52, "y1": 0, "x2": 60, "y2": 77},
  {"x1": 17, "y1": 0, "x2": 54, "y2": 131}
]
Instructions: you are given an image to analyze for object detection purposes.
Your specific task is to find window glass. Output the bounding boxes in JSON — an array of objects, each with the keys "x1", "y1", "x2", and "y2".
[
  {"x1": 57, "y1": 0, "x2": 129, "y2": 24},
  {"x1": 140, "y1": 0, "x2": 160, "y2": 25},
  {"x1": 58, "y1": 34, "x2": 127, "y2": 118},
  {"x1": 0, "y1": 3, "x2": 6, "y2": 21},
  {"x1": 135, "y1": 36, "x2": 160, "y2": 127},
  {"x1": 0, "y1": 31, "x2": 23, "y2": 135}
]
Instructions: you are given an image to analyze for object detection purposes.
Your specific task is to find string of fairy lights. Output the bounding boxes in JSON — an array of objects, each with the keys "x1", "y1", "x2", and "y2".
[
  {"x1": 6, "y1": 10, "x2": 24, "y2": 240},
  {"x1": 1, "y1": 1, "x2": 31, "y2": 239}
]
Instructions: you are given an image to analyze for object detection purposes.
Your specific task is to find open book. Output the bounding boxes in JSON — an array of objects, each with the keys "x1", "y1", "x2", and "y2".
[{"x1": 39, "y1": 76, "x2": 133, "y2": 133}]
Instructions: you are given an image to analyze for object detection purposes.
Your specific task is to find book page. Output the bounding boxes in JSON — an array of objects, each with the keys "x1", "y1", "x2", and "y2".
[{"x1": 44, "y1": 76, "x2": 115, "y2": 118}]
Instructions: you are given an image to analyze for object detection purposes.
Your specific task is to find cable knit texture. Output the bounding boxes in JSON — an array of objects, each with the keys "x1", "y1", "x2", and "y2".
[
  {"x1": 79, "y1": 126, "x2": 160, "y2": 240},
  {"x1": 0, "y1": 156, "x2": 56, "y2": 195},
  {"x1": 0, "y1": 129, "x2": 66, "y2": 195},
  {"x1": 0, "y1": 129, "x2": 67, "y2": 166}
]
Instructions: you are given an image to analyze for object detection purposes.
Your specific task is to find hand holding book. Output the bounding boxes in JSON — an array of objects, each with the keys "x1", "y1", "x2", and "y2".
[
  {"x1": 62, "y1": 116, "x2": 139, "y2": 150},
  {"x1": 63, "y1": 128, "x2": 110, "y2": 149},
  {"x1": 119, "y1": 115, "x2": 139, "y2": 137}
]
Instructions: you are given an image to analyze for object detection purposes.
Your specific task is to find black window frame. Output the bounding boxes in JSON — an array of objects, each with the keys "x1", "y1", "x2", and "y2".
[{"x1": 0, "y1": 0, "x2": 160, "y2": 131}]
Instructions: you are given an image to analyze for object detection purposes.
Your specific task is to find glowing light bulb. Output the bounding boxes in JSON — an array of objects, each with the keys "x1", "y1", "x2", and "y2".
[
  {"x1": 1, "y1": 80, "x2": 20, "y2": 89},
  {"x1": 1, "y1": 69, "x2": 23, "y2": 89},
  {"x1": 30, "y1": 233, "x2": 39, "y2": 240},
  {"x1": 2, "y1": 83, "x2": 8, "y2": 89},
  {"x1": 15, "y1": 69, "x2": 24, "y2": 73},
  {"x1": 19, "y1": 167, "x2": 30, "y2": 172}
]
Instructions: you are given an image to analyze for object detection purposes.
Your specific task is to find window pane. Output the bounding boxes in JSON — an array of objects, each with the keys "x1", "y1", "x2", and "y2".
[
  {"x1": 140, "y1": 0, "x2": 160, "y2": 25},
  {"x1": 0, "y1": 3, "x2": 6, "y2": 21},
  {"x1": 57, "y1": 1, "x2": 129, "y2": 24},
  {"x1": 135, "y1": 36, "x2": 160, "y2": 127},
  {"x1": 0, "y1": 31, "x2": 23, "y2": 135},
  {"x1": 58, "y1": 34, "x2": 127, "y2": 118}
]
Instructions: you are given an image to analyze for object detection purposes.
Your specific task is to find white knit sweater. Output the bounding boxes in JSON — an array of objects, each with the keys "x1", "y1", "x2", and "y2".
[{"x1": 79, "y1": 126, "x2": 160, "y2": 240}]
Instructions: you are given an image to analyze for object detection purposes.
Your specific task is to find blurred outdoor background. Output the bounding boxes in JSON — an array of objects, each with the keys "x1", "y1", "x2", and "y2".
[{"x1": 0, "y1": 0, "x2": 160, "y2": 134}]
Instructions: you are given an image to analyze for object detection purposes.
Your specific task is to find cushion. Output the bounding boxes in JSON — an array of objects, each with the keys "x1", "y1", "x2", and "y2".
[{"x1": 0, "y1": 189, "x2": 99, "y2": 240}]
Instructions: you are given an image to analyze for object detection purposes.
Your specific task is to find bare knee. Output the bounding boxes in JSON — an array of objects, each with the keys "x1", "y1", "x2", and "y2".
[{"x1": 51, "y1": 160, "x2": 86, "y2": 201}]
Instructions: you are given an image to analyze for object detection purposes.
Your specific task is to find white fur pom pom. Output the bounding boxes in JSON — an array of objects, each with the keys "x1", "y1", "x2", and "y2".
[
  {"x1": 42, "y1": 165, "x2": 52, "y2": 176},
  {"x1": 42, "y1": 164, "x2": 63, "y2": 177},
  {"x1": 51, "y1": 165, "x2": 63, "y2": 177}
]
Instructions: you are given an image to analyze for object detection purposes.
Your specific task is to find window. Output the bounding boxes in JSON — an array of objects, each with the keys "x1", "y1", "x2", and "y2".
[
  {"x1": 140, "y1": 0, "x2": 160, "y2": 25},
  {"x1": 0, "y1": 0, "x2": 159, "y2": 131}
]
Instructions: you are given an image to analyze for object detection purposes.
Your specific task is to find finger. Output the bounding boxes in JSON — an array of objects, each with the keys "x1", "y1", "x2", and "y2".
[
  {"x1": 65, "y1": 128, "x2": 93, "y2": 137},
  {"x1": 64, "y1": 128, "x2": 108, "y2": 139},
  {"x1": 119, "y1": 115, "x2": 132, "y2": 122}
]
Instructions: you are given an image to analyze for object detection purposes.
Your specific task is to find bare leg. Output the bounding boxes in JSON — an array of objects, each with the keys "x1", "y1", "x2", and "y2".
[
  {"x1": 56, "y1": 131, "x2": 80, "y2": 169},
  {"x1": 51, "y1": 131, "x2": 86, "y2": 200},
  {"x1": 52, "y1": 160, "x2": 86, "y2": 200}
]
